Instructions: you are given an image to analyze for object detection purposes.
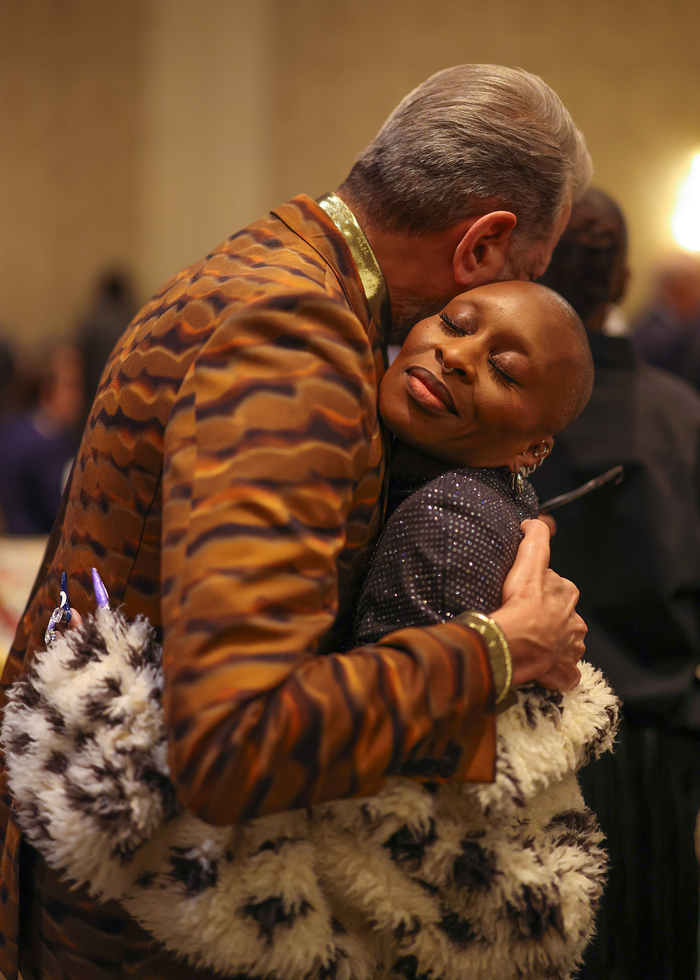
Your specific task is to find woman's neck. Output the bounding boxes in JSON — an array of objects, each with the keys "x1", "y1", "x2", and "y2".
[{"x1": 389, "y1": 439, "x2": 458, "y2": 481}]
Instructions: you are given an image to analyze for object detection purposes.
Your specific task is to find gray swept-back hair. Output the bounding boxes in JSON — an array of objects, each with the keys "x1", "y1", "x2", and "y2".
[{"x1": 340, "y1": 65, "x2": 592, "y2": 246}]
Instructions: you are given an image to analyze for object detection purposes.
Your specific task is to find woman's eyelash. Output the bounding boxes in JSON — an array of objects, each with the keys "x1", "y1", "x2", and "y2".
[
  {"x1": 488, "y1": 359, "x2": 518, "y2": 387},
  {"x1": 439, "y1": 312, "x2": 465, "y2": 335}
]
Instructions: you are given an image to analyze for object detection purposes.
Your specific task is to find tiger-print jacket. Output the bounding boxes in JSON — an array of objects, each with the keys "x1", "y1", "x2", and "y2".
[{"x1": 0, "y1": 195, "x2": 496, "y2": 979}]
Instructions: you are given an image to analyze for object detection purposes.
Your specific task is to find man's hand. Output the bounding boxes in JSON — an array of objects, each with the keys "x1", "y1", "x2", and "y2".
[{"x1": 490, "y1": 519, "x2": 586, "y2": 691}]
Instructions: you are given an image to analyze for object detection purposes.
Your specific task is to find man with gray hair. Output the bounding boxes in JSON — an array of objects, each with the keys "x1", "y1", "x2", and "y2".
[
  {"x1": 1, "y1": 65, "x2": 591, "y2": 979},
  {"x1": 341, "y1": 64, "x2": 591, "y2": 338}
]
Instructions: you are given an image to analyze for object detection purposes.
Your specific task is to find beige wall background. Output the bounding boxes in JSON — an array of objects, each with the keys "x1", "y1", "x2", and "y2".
[{"x1": 1, "y1": 0, "x2": 699, "y2": 352}]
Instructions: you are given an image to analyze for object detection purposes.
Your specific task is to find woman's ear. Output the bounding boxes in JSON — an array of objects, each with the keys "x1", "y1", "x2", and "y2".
[
  {"x1": 512, "y1": 436, "x2": 555, "y2": 472},
  {"x1": 453, "y1": 211, "x2": 518, "y2": 287}
]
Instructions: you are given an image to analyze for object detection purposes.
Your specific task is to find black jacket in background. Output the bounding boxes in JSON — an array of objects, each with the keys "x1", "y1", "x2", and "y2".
[{"x1": 531, "y1": 331, "x2": 700, "y2": 728}]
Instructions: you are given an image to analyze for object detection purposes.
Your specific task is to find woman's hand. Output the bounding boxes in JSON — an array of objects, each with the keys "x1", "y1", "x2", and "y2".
[
  {"x1": 44, "y1": 567, "x2": 106, "y2": 645},
  {"x1": 490, "y1": 519, "x2": 586, "y2": 691}
]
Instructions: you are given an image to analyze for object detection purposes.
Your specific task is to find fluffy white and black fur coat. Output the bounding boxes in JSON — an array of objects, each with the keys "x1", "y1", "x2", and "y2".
[{"x1": 1, "y1": 608, "x2": 619, "y2": 980}]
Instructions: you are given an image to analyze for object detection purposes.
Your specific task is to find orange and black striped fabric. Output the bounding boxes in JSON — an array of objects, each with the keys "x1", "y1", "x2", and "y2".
[{"x1": 0, "y1": 196, "x2": 495, "y2": 978}]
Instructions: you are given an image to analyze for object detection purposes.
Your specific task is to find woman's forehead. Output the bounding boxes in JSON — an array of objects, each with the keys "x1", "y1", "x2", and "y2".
[
  {"x1": 445, "y1": 280, "x2": 553, "y2": 315},
  {"x1": 445, "y1": 284, "x2": 568, "y2": 346}
]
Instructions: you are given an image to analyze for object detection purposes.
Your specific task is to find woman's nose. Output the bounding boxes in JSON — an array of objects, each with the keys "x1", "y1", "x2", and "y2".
[{"x1": 435, "y1": 344, "x2": 473, "y2": 380}]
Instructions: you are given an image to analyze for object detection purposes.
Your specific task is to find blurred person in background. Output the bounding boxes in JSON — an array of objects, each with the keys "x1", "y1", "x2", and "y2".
[
  {"x1": 0, "y1": 335, "x2": 15, "y2": 418},
  {"x1": 0, "y1": 346, "x2": 84, "y2": 535},
  {"x1": 535, "y1": 187, "x2": 700, "y2": 980},
  {"x1": 76, "y1": 270, "x2": 137, "y2": 405},
  {"x1": 631, "y1": 251, "x2": 700, "y2": 387}
]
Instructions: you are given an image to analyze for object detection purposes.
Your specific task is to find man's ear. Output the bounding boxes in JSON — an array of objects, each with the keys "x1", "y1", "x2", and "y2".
[
  {"x1": 453, "y1": 211, "x2": 518, "y2": 286},
  {"x1": 511, "y1": 436, "x2": 555, "y2": 472}
]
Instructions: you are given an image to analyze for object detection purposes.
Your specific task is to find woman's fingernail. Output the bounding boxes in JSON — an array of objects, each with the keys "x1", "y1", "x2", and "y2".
[
  {"x1": 91, "y1": 567, "x2": 110, "y2": 609},
  {"x1": 59, "y1": 571, "x2": 72, "y2": 623}
]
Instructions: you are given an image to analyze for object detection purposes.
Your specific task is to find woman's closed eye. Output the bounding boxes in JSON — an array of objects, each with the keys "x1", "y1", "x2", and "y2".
[
  {"x1": 488, "y1": 357, "x2": 520, "y2": 387},
  {"x1": 439, "y1": 312, "x2": 466, "y2": 336}
]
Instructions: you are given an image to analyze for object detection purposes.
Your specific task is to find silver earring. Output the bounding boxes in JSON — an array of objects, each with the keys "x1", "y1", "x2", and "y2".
[
  {"x1": 535, "y1": 445, "x2": 550, "y2": 468},
  {"x1": 511, "y1": 468, "x2": 525, "y2": 495},
  {"x1": 531, "y1": 444, "x2": 549, "y2": 467}
]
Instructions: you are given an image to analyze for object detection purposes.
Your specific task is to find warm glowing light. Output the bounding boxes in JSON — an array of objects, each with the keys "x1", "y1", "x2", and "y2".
[{"x1": 672, "y1": 153, "x2": 700, "y2": 251}]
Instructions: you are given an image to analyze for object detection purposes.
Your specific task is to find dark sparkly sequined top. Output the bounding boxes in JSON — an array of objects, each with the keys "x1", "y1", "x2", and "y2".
[{"x1": 353, "y1": 467, "x2": 539, "y2": 645}]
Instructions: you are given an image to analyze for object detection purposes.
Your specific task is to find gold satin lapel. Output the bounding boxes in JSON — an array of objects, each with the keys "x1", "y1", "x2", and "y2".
[{"x1": 317, "y1": 193, "x2": 392, "y2": 356}]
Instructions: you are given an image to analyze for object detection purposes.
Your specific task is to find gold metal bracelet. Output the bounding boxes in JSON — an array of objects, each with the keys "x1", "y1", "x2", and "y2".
[{"x1": 455, "y1": 610, "x2": 513, "y2": 707}]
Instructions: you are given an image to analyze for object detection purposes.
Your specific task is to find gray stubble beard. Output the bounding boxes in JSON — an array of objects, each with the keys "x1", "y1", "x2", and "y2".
[{"x1": 388, "y1": 295, "x2": 454, "y2": 345}]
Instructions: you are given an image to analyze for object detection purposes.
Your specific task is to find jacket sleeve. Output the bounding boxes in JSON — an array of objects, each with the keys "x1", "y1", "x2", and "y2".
[
  {"x1": 353, "y1": 473, "x2": 524, "y2": 643},
  {"x1": 161, "y1": 293, "x2": 496, "y2": 826}
]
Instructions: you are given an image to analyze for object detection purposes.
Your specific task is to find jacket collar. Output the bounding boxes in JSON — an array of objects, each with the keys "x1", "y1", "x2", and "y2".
[
  {"x1": 271, "y1": 194, "x2": 391, "y2": 363},
  {"x1": 316, "y1": 192, "x2": 392, "y2": 350}
]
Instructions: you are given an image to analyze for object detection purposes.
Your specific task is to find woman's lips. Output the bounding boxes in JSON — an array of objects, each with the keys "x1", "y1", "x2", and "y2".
[{"x1": 405, "y1": 367, "x2": 457, "y2": 414}]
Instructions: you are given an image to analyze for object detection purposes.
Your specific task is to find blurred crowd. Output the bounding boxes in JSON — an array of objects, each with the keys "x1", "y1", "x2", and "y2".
[{"x1": 0, "y1": 272, "x2": 135, "y2": 536}]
